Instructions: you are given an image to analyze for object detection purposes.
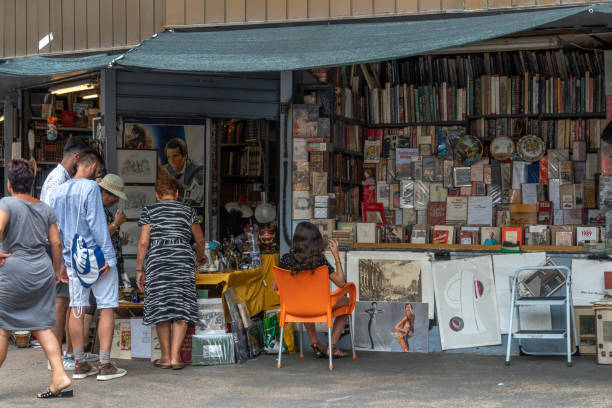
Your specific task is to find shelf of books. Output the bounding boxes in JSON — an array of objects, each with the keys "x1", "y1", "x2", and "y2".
[{"x1": 292, "y1": 50, "x2": 609, "y2": 252}]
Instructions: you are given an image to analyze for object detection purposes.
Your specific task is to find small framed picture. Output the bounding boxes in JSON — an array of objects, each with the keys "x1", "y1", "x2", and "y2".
[
  {"x1": 120, "y1": 221, "x2": 140, "y2": 256},
  {"x1": 490, "y1": 135, "x2": 515, "y2": 161},
  {"x1": 116, "y1": 149, "x2": 157, "y2": 184},
  {"x1": 361, "y1": 202, "x2": 386, "y2": 226},
  {"x1": 453, "y1": 167, "x2": 472, "y2": 187},
  {"x1": 574, "y1": 306, "x2": 596, "y2": 355},
  {"x1": 118, "y1": 185, "x2": 156, "y2": 220}
]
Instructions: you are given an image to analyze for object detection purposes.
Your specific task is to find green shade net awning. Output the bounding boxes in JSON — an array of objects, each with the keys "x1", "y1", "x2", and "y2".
[
  {"x1": 0, "y1": 54, "x2": 114, "y2": 76},
  {"x1": 114, "y1": 3, "x2": 612, "y2": 73}
]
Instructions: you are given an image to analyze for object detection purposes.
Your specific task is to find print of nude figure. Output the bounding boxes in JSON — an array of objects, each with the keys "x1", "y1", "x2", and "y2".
[{"x1": 393, "y1": 303, "x2": 415, "y2": 352}]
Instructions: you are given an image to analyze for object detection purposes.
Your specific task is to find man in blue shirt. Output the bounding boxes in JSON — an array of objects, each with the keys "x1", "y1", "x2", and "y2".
[{"x1": 50, "y1": 149, "x2": 127, "y2": 382}]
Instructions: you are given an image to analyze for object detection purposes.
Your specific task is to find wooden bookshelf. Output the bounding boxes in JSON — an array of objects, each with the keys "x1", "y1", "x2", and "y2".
[{"x1": 353, "y1": 243, "x2": 585, "y2": 253}]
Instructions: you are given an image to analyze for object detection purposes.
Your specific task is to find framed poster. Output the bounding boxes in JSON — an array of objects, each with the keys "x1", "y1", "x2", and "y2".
[
  {"x1": 121, "y1": 117, "x2": 206, "y2": 207},
  {"x1": 119, "y1": 185, "x2": 156, "y2": 220},
  {"x1": 574, "y1": 306, "x2": 596, "y2": 355},
  {"x1": 117, "y1": 149, "x2": 158, "y2": 184}
]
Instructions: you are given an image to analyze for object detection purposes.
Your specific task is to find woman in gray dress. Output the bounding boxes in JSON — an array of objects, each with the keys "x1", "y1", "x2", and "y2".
[{"x1": 0, "y1": 159, "x2": 72, "y2": 398}]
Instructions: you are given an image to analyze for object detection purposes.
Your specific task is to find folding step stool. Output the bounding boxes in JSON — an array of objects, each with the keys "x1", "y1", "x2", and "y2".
[{"x1": 505, "y1": 265, "x2": 577, "y2": 367}]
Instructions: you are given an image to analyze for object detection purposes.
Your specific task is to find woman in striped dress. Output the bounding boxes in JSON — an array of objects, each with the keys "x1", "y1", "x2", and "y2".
[{"x1": 136, "y1": 169, "x2": 206, "y2": 370}]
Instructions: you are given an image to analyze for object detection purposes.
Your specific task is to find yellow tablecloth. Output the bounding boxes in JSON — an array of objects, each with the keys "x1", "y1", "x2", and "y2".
[{"x1": 195, "y1": 252, "x2": 280, "y2": 321}]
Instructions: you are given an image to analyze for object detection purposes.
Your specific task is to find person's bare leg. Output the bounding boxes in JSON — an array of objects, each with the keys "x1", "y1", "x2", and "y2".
[
  {"x1": 64, "y1": 308, "x2": 73, "y2": 355},
  {"x1": 52, "y1": 298, "x2": 69, "y2": 350},
  {"x1": 331, "y1": 315, "x2": 348, "y2": 345},
  {"x1": 304, "y1": 323, "x2": 321, "y2": 344},
  {"x1": 0, "y1": 328, "x2": 10, "y2": 367},
  {"x1": 170, "y1": 321, "x2": 187, "y2": 365},
  {"x1": 83, "y1": 313, "x2": 95, "y2": 350},
  {"x1": 97, "y1": 309, "x2": 114, "y2": 355},
  {"x1": 156, "y1": 322, "x2": 171, "y2": 364},
  {"x1": 68, "y1": 308, "x2": 85, "y2": 354},
  {"x1": 32, "y1": 329, "x2": 71, "y2": 395}
]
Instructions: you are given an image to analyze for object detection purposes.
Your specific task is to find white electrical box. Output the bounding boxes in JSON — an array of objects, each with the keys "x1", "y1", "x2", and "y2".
[{"x1": 595, "y1": 308, "x2": 612, "y2": 364}]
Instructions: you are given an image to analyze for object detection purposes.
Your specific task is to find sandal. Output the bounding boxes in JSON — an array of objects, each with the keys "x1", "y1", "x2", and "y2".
[
  {"x1": 37, "y1": 388, "x2": 74, "y2": 399},
  {"x1": 326, "y1": 344, "x2": 348, "y2": 359},
  {"x1": 153, "y1": 359, "x2": 172, "y2": 369},
  {"x1": 171, "y1": 362, "x2": 185, "y2": 370},
  {"x1": 311, "y1": 343, "x2": 326, "y2": 359}
]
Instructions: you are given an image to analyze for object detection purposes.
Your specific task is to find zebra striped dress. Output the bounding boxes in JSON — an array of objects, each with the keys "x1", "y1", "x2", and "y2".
[{"x1": 138, "y1": 200, "x2": 199, "y2": 326}]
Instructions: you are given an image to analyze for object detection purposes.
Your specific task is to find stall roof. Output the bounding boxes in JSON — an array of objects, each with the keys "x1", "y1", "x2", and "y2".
[
  {"x1": 113, "y1": 2, "x2": 612, "y2": 73},
  {"x1": 0, "y1": 54, "x2": 114, "y2": 76}
]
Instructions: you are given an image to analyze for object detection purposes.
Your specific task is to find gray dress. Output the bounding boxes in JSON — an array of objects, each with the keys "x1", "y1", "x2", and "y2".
[{"x1": 0, "y1": 197, "x2": 57, "y2": 330}]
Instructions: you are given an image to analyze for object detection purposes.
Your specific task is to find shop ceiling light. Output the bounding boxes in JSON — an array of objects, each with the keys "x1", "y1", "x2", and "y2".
[
  {"x1": 82, "y1": 93, "x2": 99, "y2": 100},
  {"x1": 49, "y1": 81, "x2": 96, "y2": 95},
  {"x1": 0, "y1": 115, "x2": 4, "y2": 122}
]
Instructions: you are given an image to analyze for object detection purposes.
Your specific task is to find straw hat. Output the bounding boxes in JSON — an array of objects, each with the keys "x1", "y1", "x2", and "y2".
[
  {"x1": 224, "y1": 202, "x2": 253, "y2": 218},
  {"x1": 97, "y1": 174, "x2": 128, "y2": 200}
]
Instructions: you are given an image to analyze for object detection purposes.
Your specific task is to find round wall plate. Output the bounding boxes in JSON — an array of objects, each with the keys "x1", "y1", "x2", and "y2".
[
  {"x1": 490, "y1": 135, "x2": 515, "y2": 161},
  {"x1": 454, "y1": 134, "x2": 483, "y2": 165},
  {"x1": 517, "y1": 135, "x2": 545, "y2": 162}
]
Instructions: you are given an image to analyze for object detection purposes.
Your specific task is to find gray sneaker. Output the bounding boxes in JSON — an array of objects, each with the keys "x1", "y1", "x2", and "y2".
[
  {"x1": 97, "y1": 362, "x2": 127, "y2": 381},
  {"x1": 73, "y1": 361, "x2": 98, "y2": 379}
]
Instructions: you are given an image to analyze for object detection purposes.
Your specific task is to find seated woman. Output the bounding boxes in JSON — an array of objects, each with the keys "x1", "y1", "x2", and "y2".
[
  {"x1": 276, "y1": 221, "x2": 350, "y2": 358},
  {"x1": 136, "y1": 168, "x2": 206, "y2": 370}
]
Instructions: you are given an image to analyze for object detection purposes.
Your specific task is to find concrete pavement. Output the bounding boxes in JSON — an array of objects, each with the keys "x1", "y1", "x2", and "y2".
[{"x1": 0, "y1": 345, "x2": 610, "y2": 407}]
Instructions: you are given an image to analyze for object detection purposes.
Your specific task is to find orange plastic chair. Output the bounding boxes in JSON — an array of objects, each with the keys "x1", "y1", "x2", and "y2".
[{"x1": 272, "y1": 265, "x2": 356, "y2": 370}]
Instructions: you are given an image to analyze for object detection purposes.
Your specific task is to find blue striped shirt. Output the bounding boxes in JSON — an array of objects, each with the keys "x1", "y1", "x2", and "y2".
[{"x1": 49, "y1": 178, "x2": 117, "y2": 268}]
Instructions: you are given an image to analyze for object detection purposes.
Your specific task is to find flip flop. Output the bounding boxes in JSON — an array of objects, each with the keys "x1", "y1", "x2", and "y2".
[
  {"x1": 153, "y1": 359, "x2": 172, "y2": 369},
  {"x1": 37, "y1": 388, "x2": 74, "y2": 399},
  {"x1": 171, "y1": 362, "x2": 185, "y2": 370},
  {"x1": 311, "y1": 343, "x2": 326, "y2": 359}
]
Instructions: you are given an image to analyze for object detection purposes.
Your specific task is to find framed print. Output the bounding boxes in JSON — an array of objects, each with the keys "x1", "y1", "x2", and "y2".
[
  {"x1": 490, "y1": 135, "x2": 515, "y2": 161},
  {"x1": 120, "y1": 221, "x2": 141, "y2": 256},
  {"x1": 361, "y1": 202, "x2": 386, "y2": 226},
  {"x1": 454, "y1": 134, "x2": 483, "y2": 166},
  {"x1": 119, "y1": 185, "x2": 156, "y2": 220},
  {"x1": 117, "y1": 149, "x2": 157, "y2": 184},
  {"x1": 574, "y1": 306, "x2": 596, "y2": 355},
  {"x1": 517, "y1": 135, "x2": 545, "y2": 162},
  {"x1": 453, "y1": 167, "x2": 472, "y2": 187}
]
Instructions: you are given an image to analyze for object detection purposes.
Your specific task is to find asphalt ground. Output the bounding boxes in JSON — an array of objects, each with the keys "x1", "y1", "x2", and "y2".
[{"x1": 0, "y1": 345, "x2": 610, "y2": 408}]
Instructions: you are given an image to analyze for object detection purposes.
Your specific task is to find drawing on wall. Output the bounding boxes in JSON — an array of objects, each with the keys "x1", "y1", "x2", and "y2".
[
  {"x1": 119, "y1": 185, "x2": 156, "y2": 220},
  {"x1": 346, "y1": 251, "x2": 435, "y2": 320},
  {"x1": 432, "y1": 255, "x2": 501, "y2": 350},
  {"x1": 354, "y1": 301, "x2": 428, "y2": 353},
  {"x1": 116, "y1": 149, "x2": 157, "y2": 184},
  {"x1": 121, "y1": 118, "x2": 206, "y2": 206},
  {"x1": 120, "y1": 221, "x2": 140, "y2": 256},
  {"x1": 358, "y1": 259, "x2": 421, "y2": 302}
]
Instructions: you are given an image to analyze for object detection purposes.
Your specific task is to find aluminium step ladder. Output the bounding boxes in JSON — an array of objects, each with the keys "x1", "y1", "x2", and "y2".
[{"x1": 505, "y1": 265, "x2": 577, "y2": 367}]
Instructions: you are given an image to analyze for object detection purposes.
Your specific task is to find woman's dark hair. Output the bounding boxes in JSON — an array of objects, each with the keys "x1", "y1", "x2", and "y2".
[
  {"x1": 289, "y1": 221, "x2": 328, "y2": 275},
  {"x1": 7, "y1": 159, "x2": 35, "y2": 194}
]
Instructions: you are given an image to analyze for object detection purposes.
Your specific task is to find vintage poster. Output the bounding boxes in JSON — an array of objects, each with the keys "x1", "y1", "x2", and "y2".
[
  {"x1": 121, "y1": 118, "x2": 206, "y2": 207},
  {"x1": 354, "y1": 301, "x2": 428, "y2": 353}
]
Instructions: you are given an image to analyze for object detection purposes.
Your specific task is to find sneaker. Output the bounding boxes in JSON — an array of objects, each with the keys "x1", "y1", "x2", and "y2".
[
  {"x1": 97, "y1": 362, "x2": 127, "y2": 381},
  {"x1": 73, "y1": 361, "x2": 98, "y2": 379},
  {"x1": 83, "y1": 352, "x2": 99, "y2": 362},
  {"x1": 47, "y1": 355, "x2": 75, "y2": 371}
]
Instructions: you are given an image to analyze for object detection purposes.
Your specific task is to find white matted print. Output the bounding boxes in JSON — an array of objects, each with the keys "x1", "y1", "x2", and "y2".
[
  {"x1": 358, "y1": 259, "x2": 421, "y2": 302},
  {"x1": 120, "y1": 221, "x2": 141, "y2": 256},
  {"x1": 116, "y1": 149, "x2": 157, "y2": 184},
  {"x1": 354, "y1": 301, "x2": 428, "y2": 353},
  {"x1": 119, "y1": 185, "x2": 156, "y2": 220},
  {"x1": 492, "y1": 252, "x2": 547, "y2": 334},
  {"x1": 347, "y1": 251, "x2": 435, "y2": 320},
  {"x1": 432, "y1": 255, "x2": 501, "y2": 350},
  {"x1": 571, "y1": 259, "x2": 612, "y2": 306}
]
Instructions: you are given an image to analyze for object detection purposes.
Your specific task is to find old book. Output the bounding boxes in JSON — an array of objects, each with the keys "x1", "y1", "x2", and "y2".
[
  {"x1": 292, "y1": 191, "x2": 312, "y2": 219},
  {"x1": 432, "y1": 225, "x2": 455, "y2": 244},
  {"x1": 309, "y1": 151, "x2": 329, "y2": 172},
  {"x1": 292, "y1": 104, "x2": 318, "y2": 138},
  {"x1": 460, "y1": 186, "x2": 472, "y2": 196},
  {"x1": 509, "y1": 204, "x2": 537, "y2": 226},
  {"x1": 402, "y1": 208, "x2": 417, "y2": 226},
  {"x1": 293, "y1": 139, "x2": 308, "y2": 162},
  {"x1": 576, "y1": 226, "x2": 599, "y2": 245},
  {"x1": 427, "y1": 202, "x2": 446, "y2": 225},
  {"x1": 309, "y1": 219, "x2": 335, "y2": 240},
  {"x1": 389, "y1": 184, "x2": 400, "y2": 209},
  {"x1": 521, "y1": 183, "x2": 538, "y2": 205},
  {"x1": 416, "y1": 210, "x2": 427, "y2": 225},
  {"x1": 600, "y1": 175, "x2": 612, "y2": 209},
  {"x1": 550, "y1": 226, "x2": 574, "y2": 246},
  {"x1": 553, "y1": 209, "x2": 564, "y2": 225},
  {"x1": 470, "y1": 161, "x2": 484, "y2": 182},
  {"x1": 383, "y1": 225, "x2": 404, "y2": 243},
  {"x1": 413, "y1": 181, "x2": 429, "y2": 211},
  {"x1": 573, "y1": 161, "x2": 586, "y2": 183},
  {"x1": 410, "y1": 224, "x2": 428, "y2": 244},
  {"x1": 399, "y1": 180, "x2": 414, "y2": 209},
  {"x1": 422, "y1": 156, "x2": 436, "y2": 182},
  {"x1": 363, "y1": 163, "x2": 377, "y2": 185},
  {"x1": 563, "y1": 208, "x2": 586, "y2": 225},
  {"x1": 311, "y1": 171, "x2": 328, "y2": 196},
  {"x1": 481, "y1": 226, "x2": 500, "y2": 245},
  {"x1": 560, "y1": 184, "x2": 574, "y2": 209},
  {"x1": 559, "y1": 160, "x2": 574, "y2": 185},
  {"x1": 386, "y1": 159, "x2": 397, "y2": 183},
  {"x1": 572, "y1": 140, "x2": 587, "y2": 161},
  {"x1": 356, "y1": 223, "x2": 377, "y2": 243},
  {"x1": 467, "y1": 196, "x2": 493, "y2": 226},
  {"x1": 537, "y1": 201, "x2": 552, "y2": 224},
  {"x1": 396, "y1": 148, "x2": 418, "y2": 179},
  {"x1": 509, "y1": 189, "x2": 522, "y2": 204},
  {"x1": 429, "y1": 182, "x2": 447, "y2": 202},
  {"x1": 587, "y1": 209, "x2": 605, "y2": 225},
  {"x1": 501, "y1": 226, "x2": 523, "y2": 245},
  {"x1": 459, "y1": 226, "x2": 479, "y2": 245},
  {"x1": 586, "y1": 153, "x2": 599, "y2": 181},
  {"x1": 555, "y1": 231, "x2": 574, "y2": 247},
  {"x1": 446, "y1": 196, "x2": 468, "y2": 225},
  {"x1": 376, "y1": 183, "x2": 390, "y2": 208},
  {"x1": 443, "y1": 160, "x2": 454, "y2": 187},
  {"x1": 548, "y1": 179, "x2": 561, "y2": 209},
  {"x1": 573, "y1": 184, "x2": 584, "y2": 209},
  {"x1": 364, "y1": 139, "x2": 381, "y2": 163},
  {"x1": 292, "y1": 161, "x2": 310, "y2": 191},
  {"x1": 583, "y1": 180, "x2": 596, "y2": 209},
  {"x1": 362, "y1": 184, "x2": 376, "y2": 203},
  {"x1": 526, "y1": 225, "x2": 551, "y2": 246},
  {"x1": 539, "y1": 156, "x2": 549, "y2": 184}
]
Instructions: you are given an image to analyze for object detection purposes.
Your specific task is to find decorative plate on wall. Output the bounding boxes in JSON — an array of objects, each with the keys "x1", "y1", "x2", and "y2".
[
  {"x1": 517, "y1": 135, "x2": 545, "y2": 162},
  {"x1": 454, "y1": 134, "x2": 483, "y2": 166},
  {"x1": 489, "y1": 135, "x2": 515, "y2": 161}
]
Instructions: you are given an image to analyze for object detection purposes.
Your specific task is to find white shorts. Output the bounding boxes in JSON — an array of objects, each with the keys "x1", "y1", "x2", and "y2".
[{"x1": 67, "y1": 265, "x2": 119, "y2": 309}]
